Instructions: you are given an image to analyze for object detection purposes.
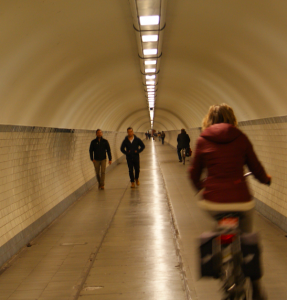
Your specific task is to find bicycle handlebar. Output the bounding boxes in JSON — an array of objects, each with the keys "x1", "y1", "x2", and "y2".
[
  {"x1": 244, "y1": 172, "x2": 252, "y2": 177},
  {"x1": 244, "y1": 172, "x2": 271, "y2": 186}
]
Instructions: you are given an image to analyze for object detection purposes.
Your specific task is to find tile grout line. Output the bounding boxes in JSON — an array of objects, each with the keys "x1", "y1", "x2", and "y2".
[
  {"x1": 72, "y1": 181, "x2": 130, "y2": 300},
  {"x1": 154, "y1": 142, "x2": 196, "y2": 300},
  {"x1": 0, "y1": 178, "x2": 99, "y2": 277}
]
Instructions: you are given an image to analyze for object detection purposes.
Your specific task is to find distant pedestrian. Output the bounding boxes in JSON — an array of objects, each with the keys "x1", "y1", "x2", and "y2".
[
  {"x1": 89, "y1": 129, "x2": 112, "y2": 190},
  {"x1": 161, "y1": 131, "x2": 166, "y2": 144},
  {"x1": 148, "y1": 133, "x2": 151, "y2": 140},
  {"x1": 145, "y1": 132, "x2": 148, "y2": 140},
  {"x1": 120, "y1": 127, "x2": 145, "y2": 188},
  {"x1": 158, "y1": 131, "x2": 161, "y2": 141},
  {"x1": 177, "y1": 129, "x2": 190, "y2": 162}
]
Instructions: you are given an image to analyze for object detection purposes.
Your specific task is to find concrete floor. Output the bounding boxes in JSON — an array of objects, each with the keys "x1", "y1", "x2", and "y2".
[{"x1": 0, "y1": 139, "x2": 286, "y2": 300}]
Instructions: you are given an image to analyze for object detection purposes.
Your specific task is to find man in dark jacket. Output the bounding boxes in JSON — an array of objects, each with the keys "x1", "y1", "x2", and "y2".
[
  {"x1": 177, "y1": 129, "x2": 190, "y2": 162},
  {"x1": 120, "y1": 127, "x2": 145, "y2": 188},
  {"x1": 89, "y1": 129, "x2": 112, "y2": 190}
]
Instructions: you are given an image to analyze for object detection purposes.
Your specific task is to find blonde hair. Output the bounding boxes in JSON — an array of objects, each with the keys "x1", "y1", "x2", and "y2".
[{"x1": 202, "y1": 103, "x2": 238, "y2": 130}]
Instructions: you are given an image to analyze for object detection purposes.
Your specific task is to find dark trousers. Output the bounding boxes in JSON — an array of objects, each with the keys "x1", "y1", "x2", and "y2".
[
  {"x1": 162, "y1": 138, "x2": 165, "y2": 144},
  {"x1": 127, "y1": 157, "x2": 140, "y2": 182},
  {"x1": 177, "y1": 148, "x2": 182, "y2": 161}
]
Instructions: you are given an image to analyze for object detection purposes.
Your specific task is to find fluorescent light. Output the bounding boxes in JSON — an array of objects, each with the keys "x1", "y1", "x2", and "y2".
[
  {"x1": 145, "y1": 60, "x2": 156, "y2": 65},
  {"x1": 147, "y1": 87, "x2": 155, "y2": 90},
  {"x1": 146, "y1": 81, "x2": 155, "y2": 85},
  {"x1": 143, "y1": 49, "x2": 157, "y2": 55},
  {"x1": 142, "y1": 35, "x2": 158, "y2": 42},
  {"x1": 146, "y1": 75, "x2": 155, "y2": 80},
  {"x1": 139, "y1": 16, "x2": 160, "y2": 26},
  {"x1": 148, "y1": 92, "x2": 155, "y2": 95},
  {"x1": 145, "y1": 69, "x2": 156, "y2": 74}
]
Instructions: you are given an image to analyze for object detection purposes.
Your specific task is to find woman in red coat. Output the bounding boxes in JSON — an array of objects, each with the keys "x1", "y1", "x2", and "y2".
[{"x1": 189, "y1": 104, "x2": 271, "y2": 300}]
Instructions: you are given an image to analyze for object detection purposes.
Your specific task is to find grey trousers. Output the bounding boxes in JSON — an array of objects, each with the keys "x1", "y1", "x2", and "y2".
[{"x1": 93, "y1": 159, "x2": 106, "y2": 186}]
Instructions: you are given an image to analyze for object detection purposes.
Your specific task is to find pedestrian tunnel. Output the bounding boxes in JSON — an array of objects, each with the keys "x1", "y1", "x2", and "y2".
[{"x1": 0, "y1": 1, "x2": 287, "y2": 299}]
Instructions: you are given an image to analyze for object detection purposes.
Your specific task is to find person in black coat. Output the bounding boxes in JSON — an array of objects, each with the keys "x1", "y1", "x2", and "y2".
[
  {"x1": 177, "y1": 129, "x2": 190, "y2": 162},
  {"x1": 89, "y1": 129, "x2": 112, "y2": 189},
  {"x1": 120, "y1": 127, "x2": 145, "y2": 188}
]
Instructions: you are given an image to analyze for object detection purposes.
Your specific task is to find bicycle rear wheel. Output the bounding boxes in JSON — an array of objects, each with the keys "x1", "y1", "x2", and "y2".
[{"x1": 182, "y1": 149, "x2": 185, "y2": 165}]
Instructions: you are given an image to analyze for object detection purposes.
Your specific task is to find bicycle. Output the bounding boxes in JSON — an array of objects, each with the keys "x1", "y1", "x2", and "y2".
[
  {"x1": 199, "y1": 172, "x2": 268, "y2": 300},
  {"x1": 213, "y1": 212, "x2": 254, "y2": 300}
]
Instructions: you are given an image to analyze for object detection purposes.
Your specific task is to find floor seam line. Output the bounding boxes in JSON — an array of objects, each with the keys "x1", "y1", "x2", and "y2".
[
  {"x1": 73, "y1": 181, "x2": 130, "y2": 300},
  {"x1": 154, "y1": 143, "x2": 196, "y2": 300}
]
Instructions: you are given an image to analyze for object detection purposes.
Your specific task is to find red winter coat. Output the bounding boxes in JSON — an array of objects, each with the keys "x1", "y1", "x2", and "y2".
[{"x1": 189, "y1": 123, "x2": 269, "y2": 203}]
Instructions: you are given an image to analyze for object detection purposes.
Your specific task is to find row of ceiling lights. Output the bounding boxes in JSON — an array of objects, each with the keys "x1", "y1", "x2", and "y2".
[
  {"x1": 139, "y1": 16, "x2": 161, "y2": 128},
  {"x1": 129, "y1": 0, "x2": 167, "y2": 129}
]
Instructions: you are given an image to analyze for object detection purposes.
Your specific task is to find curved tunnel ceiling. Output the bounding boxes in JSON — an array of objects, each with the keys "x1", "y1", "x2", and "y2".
[{"x1": 1, "y1": 1, "x2": 287, "y2": 131}]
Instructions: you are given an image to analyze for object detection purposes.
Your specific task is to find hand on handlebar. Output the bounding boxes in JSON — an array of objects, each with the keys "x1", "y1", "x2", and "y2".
[{"x1": 245, "y1": 172, "x2": 271, "y2": 186}]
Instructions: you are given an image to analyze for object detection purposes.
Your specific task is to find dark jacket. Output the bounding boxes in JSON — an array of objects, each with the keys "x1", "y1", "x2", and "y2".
[
  {"x1": 120, "y1": 135, "x2": 145, "y2": 159},
  {"x1": 89, "y1": 138, "x2": 112, "y2": 161},
  {"x1": 189, "y1": 123, "x2": 269, "y2": 203},
  {"x1": 177, "y1": 133, "x2": 190, "y2": 148}
]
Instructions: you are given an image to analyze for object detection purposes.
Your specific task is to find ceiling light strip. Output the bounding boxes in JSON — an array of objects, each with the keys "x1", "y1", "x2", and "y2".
[{"x1": 130, "y1": 0, "x2": 167, "y2": 129}]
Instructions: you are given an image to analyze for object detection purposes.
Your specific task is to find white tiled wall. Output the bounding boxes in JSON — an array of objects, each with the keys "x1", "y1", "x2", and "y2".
[
  {"x1": 239, "y1": 122, "x2": 287, "y2": 219},
  {"x1": 0, "y1": 127, "x2": 143, "y2": 253},
  {"x1": 164, "y1": 119, "x2": 287, "y2": 230}
]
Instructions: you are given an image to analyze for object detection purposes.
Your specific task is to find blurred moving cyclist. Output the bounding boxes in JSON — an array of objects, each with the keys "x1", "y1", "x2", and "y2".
[
  {"x1": 121, "y1": 127, "x2": 145, "y2": 188},
  {"x1": 177, "y1": 129, "x2": 190, "y2": 162},
  {"x1": 89, "y1": 129, "x2": 112, "y2": 190},
  {"x1": 189, "y1": 104, "x2": 271, "y2": 300}
]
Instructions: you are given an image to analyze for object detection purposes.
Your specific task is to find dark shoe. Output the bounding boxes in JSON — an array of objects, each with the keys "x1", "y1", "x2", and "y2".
[
  {"x1": 131, "y1": 182, "x2": 135, "y2": 188},
  {"x1": 100, "y1": 186, "x2": 104, "y2": 190},
  {"x1": 179, "y1": 160, "x2": 182, "y2": 162}
]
